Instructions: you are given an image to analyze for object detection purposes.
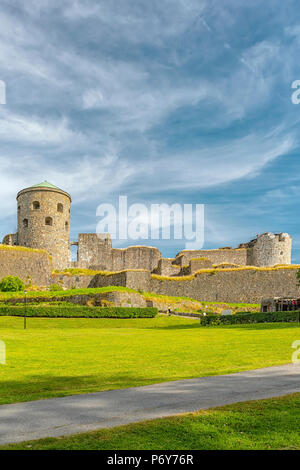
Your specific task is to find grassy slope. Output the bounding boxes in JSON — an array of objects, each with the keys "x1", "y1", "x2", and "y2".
[
  {"x1": 2, "y1": 394, "x2": 300, "y2": 450},
  {"x1": 0, "y1": 316, "x2": 299, "y2": 405},
  {"x1": 0, "y1": 287, "x2": 260, "y2": 314},
  {"x1": 0, "y1": 286, "x2": 136, "y2": 300}
]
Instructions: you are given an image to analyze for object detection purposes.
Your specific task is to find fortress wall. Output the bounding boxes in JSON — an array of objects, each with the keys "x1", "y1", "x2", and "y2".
[
  {"x1": 51, "y1": 273, "x2": 95, "y2": 289},
  {"x1": 52, "y1": 270, "x2": 152, "y2": 291},
  {"x1": 110, "y1": 246, "x2": 161, "y2": 272},
  {"x1": 0, "y1": 246, "x2": 52, "y2": 285},
  {"x1": 89, "y1": 271, "x2": 128, "y2": 288},
  {"x1": 153, "y1": 258, "x2": 181, "y2": 276},
  {"x1": 189, "y1": 258, "x2": 213, "y2": 273},
  {"x1": 149, "y1": 268, "x2": 300, "y2": 303},
  {"x1": 90, "y1": 270, "x2": 151, "y2": 291},
  {"x1": 52, "y1": 267, "x2": 300, "y2": 303},
  {"x1": 77, "y1": 235, "x2": 162, "y2": 272},
  {"x1": 174, "y1": 248, "x2": 248, "y2": 267},
  {"x1": 77, "y1": 234, "x2": 112, "y2": 269}
]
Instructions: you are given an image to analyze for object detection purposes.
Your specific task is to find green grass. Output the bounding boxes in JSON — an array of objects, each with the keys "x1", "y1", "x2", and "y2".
[
  {"x1": 0, "y1": 286, "x2": 136, "y2": 300},
  {"x1": 0, "y1": 316, "x2": 299, "y2": 405},
  {"x1": 2, "y1": 394, "x2": 300, "y2": 450}
]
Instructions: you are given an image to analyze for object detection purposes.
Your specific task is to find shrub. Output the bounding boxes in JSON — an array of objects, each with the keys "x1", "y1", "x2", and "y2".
[
  {"x1": 49, "y1": 284, "x2": 63, "y2": 292},
  {"x1": 0, "y1": 276, "x2": 25, "y2": 292},
  {"x1": 0, "y1": 305, "x2": 158, "y2": 319},
  {"x1": 200, "y1": 311, "x2": 300, "y2": 326}
]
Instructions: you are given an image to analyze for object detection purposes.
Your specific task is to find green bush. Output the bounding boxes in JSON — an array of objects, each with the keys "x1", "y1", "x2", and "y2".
[
  {"x1": 49, "y1": 284, "x2": 63, "y2": 292},
  {"x1": 0, "y1": 276, "x2": 25, "y2": 292},
  {"x1": 200, "y1": 311, "x2": 300, "y2": 326},
  {"x1": 0, "y1": 305, "x2": 158, "y2": 319}
]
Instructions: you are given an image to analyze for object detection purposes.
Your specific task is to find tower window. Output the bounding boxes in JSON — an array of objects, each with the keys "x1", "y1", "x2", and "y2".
[
  {"x1": 23, "y1": 219, "x2": 28, "y2": 228},
  {"x1": 45, "y1": 217, "x2": 53, "y2": 226},
  {"x1": 65, "y1": 221, "x2": 69, "y2": 231},
  {"x1": 57, "y1": 203, "x2": 63, "y2": 213},
  {"x1": 33, "y1": 201, "x2": 40, "y2": 210},
  {"x1": 18, "y1": 205, "x2": 21, "y2": 213}
]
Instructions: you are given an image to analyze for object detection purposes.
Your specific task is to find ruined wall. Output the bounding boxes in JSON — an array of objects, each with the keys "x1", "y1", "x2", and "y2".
[
  {"x1": 174, "y1": 248, "x2": 248, "y2": 267},
  {"x1": 77, "y1": 233, "x2": 162, "y2": 272},
  {"x1": 110, "y1": 246, "x2": 161, "y2": 272},
  {"x1": 91, "y1": 270, "x2": 151, "y2": 291},
  {"x1": 2, "y1": 233, "x2": 17, "y2": 246},
  {"x1": 153, "y1": 258, "x2": 181, "y2": 276},
  {"x1": 150, "y1": 268, "x2": 300, "y2": 303},
  {"x1": 189, "y1": 258, "x2": 213, "y2": 273},
  {"x1": 0, "y1": 245, "x2": 52, "y2": 285},
  {"x1": 51, "y1": 273, "x2": 95, "y2": 289},
  {"x1": 77, "y1": 234, "x2": 112, "y2": 269},
  {"x1": 54, "y1": 265, "x2": 300, "y2": 303}
]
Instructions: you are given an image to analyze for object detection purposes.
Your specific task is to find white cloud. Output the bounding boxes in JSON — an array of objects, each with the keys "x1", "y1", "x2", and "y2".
[
  {"x1": 0, "y1": 152, "x2": 135, "y2": 222},
  {"x1": 0, "y1": 1, "x2": 298, "y2": 253},
  {"x1": 0, "y1": 109, "x2": 84, "y2": 145},
  {"x1": 143, "y1": 130, "x2": 295, "y2": 191}
]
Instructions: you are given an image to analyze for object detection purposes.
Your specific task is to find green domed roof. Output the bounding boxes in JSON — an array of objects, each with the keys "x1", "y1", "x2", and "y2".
[
  {"x1": 31, "y1": 181, "x2": 61, "y2": 190},
  {"x1": 17, "y1": 181, "x2": 71, "y2": 201}
]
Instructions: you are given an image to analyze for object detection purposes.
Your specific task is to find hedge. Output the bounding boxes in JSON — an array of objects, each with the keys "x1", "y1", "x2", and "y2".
[
  {"x1": 0, "y1": 305, "x2": 158, "y2": 319},
  {"x1": 200, "y1": 311, "x2": 300, "y2": 325}
]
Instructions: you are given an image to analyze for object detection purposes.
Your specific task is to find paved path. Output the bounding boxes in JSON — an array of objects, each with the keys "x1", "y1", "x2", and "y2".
[{"x1": 0, "y1": 364, "x2": 300, "y2": 445}]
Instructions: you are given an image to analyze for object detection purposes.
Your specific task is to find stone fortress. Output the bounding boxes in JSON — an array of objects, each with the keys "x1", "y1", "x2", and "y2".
[
  {"x1": 1, "y1": 182, "x2": 299, "y2": 303},
  {"x1": 74, "y1": 232, "x2": 292, "y2": 277}
]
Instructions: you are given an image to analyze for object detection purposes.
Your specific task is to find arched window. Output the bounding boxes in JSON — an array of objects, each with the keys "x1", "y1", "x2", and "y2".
[
  {"x1": 45, "y1": 217, "x2": 53, "y2": 226},
  {"x1": 33, "y1": 201, "x2": 40, "y2": 210},
  {"x1": 18, "y1": 205, "x2": 21, "y2": 213},
  {"x1": 65, "y1": 221, "x2": 69, "y2": 231},
  {"x1": 57, "y1": 203, "x2": 63, "y2": 213},
  {"x1": 23, "y1": 219, "x2": 28, "y2": 228}
]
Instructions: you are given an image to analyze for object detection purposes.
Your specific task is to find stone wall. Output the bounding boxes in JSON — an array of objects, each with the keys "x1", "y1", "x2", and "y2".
[
  {"x1": 0, "y1": 245, "x2": 52, "y2": 285},
  {"x1": 150, "y1": 268, "x2": 300, "y2": 303},
  {"x1": 189, "y1": 258, "x2": 213, "y2": 273},
  {"x1": 89, "y1": 266, "x2": 300, "y2": 303},
  {"x1": 173, "y1": 248, "x2": 248, "y2": 267},
  {"x1": 110, "y1": 246, "x2": 161, "y2": 271},
  {"x1": 151, "y1": 258, "x2": 181, "y2": 276},
  {"x1": 51, "y1": 273, "x2": 95, "y2": 289},
  {"x1": 77, "y1": 233, "x2": 162, "y2": 272},
  {"x1": 91, "y1": 270, "x2": 151, "y2": 291},
  {"x1": 77, "y1": 234, "x2": 112, "y2": 269}
]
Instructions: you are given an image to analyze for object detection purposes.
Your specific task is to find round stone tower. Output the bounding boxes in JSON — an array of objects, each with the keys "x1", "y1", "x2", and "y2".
[
  {"x1": 17, "y1": 181, "x2": 71, "y2": 270},
  {"x1": 250, "y1": 232, "x2": 292, "y2": 267}
]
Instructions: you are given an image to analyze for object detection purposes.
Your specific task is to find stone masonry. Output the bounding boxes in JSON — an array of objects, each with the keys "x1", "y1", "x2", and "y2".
[{"x1": 1, "y1": 183, "x2": 294, "y2": 291}]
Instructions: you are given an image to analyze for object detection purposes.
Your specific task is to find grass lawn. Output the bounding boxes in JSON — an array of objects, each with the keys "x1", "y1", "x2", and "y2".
[
  {"x1": 0, "y1": 315, "x2": 299, "y2": 405},
  {"x1": 2, "y1": 394, "x2": 300, "y2": 450}
]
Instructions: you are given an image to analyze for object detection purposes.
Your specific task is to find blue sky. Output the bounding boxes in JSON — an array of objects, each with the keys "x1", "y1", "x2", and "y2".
[{"x1": 0, "y1": 0, "x2": 300, "y2": 261}]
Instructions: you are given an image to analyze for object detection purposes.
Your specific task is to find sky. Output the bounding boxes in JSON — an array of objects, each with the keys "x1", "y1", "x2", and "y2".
[{"x1": 0, "y1": 0, "x2": 300, "y2": 261}]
